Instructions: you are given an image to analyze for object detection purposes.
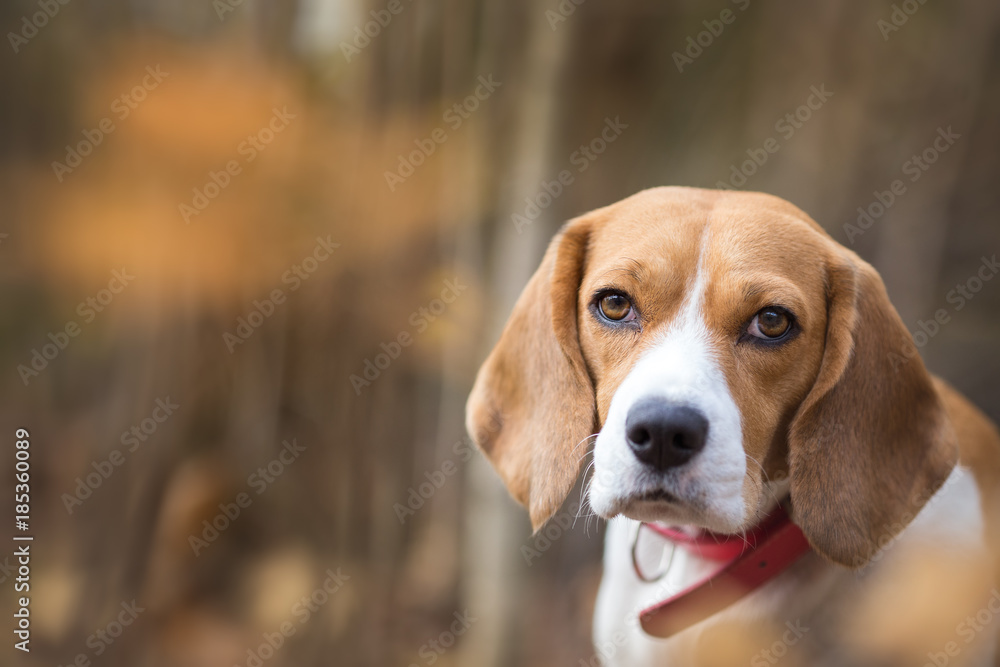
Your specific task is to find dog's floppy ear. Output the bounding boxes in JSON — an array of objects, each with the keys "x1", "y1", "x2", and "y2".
[
  {"x1": 466, "y1": 218, "x2": 597, "y2": 530},
  {"x1": 788, "y1": 250, "x2": 958, "y2": 568}
]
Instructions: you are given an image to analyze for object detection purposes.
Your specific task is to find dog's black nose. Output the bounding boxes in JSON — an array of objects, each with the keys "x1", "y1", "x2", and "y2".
[{"x1": 625, "y1": 400, "x2": 709, "y2": 471}]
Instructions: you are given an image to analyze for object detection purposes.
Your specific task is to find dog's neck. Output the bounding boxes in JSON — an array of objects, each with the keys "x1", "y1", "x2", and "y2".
[{"x1": 638, "y1": 498, "x2": 812, "y2": 638}]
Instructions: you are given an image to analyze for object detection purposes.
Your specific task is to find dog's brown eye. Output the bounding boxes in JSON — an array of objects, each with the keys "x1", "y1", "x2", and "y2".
[
  {"x1": 599, "y1": 293, "x2": 634, "y2": 322},
  {"x1": 748, "y1": 307, "x2": 791, "y2": 339}
]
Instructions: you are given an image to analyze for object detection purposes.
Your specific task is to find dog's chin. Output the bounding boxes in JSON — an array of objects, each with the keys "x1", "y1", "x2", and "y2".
[{"x1": 595, "y1": 489, "x2": 746, "y2": 534}]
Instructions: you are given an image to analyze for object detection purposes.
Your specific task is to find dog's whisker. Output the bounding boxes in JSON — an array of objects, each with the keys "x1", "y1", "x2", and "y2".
[
  {"x1": 583, "y1": 507, "x2": 601, "y2": 538},
  {"x1": 574, "y1": 460, "x2": 598, "y2": 529},
  {"x1": 745, "y1": 453, "x2": 783, "y2": 509},
  {"x1": 573, "y1": 433, "x2": 600, "y2": 457}
]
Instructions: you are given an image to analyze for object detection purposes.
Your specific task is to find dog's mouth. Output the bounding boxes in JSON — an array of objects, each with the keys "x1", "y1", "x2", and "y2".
[
  {"x1": 610, "y1": 486, "x2": 749, "y2": 535},
  {"x1": 609, "y1": 487, "x2": 690, "y2": 523},
  {"x1": 608, "y1": 484, "x2": 731, "y2": 529},
  {"x1": 635, "y1": 488, "x2": 679, "y2": 504}
]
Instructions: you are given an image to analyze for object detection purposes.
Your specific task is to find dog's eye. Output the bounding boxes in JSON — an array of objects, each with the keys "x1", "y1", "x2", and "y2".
[
  {"x1": 599, "y1": 293, "x2": 635, "y2": 322},
  {"x1": 748, "y1": 307, "x2": 792, "y2": 340}
]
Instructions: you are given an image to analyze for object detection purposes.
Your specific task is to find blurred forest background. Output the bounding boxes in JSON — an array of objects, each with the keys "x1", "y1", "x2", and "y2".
[{"x1": 0, "y1": 0, "x2": 999, "y2": 665}]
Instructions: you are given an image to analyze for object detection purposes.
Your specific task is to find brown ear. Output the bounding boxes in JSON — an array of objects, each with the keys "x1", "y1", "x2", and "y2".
[
  {"x1": 788, "y1": 250, "x2": 958, "y2": 568},
  {"x1": 466, "y1": 218, "x2": 597, "y2": 530}
]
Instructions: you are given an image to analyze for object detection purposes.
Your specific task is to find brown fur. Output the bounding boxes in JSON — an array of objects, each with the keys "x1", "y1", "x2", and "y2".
[{"x1": 786, "y1": 250, "x2": 957, "y2": 566}]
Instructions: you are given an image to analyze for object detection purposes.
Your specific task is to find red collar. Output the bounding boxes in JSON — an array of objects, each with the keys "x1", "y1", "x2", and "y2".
[{"x1": 638, "y1": 503, "x2": 812, "y2": 638}]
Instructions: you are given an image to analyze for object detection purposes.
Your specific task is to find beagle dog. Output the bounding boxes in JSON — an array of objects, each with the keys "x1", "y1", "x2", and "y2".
[{"x1": 467, "y1": 187, "x2": 1000, "y2": 666}]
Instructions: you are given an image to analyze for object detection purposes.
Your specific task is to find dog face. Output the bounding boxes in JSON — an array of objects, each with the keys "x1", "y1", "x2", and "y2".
[
  {"x1": 467, "y1": 187, "x2": 957, "y2": 567},
  {"x1": 579, "y1": 192, "x2": 830, "y2": 534}
]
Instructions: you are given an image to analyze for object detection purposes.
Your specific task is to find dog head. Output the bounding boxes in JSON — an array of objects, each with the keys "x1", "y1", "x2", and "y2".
[{"x1": 466, "y1": 187, "x2": 957, "y2": 568}]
